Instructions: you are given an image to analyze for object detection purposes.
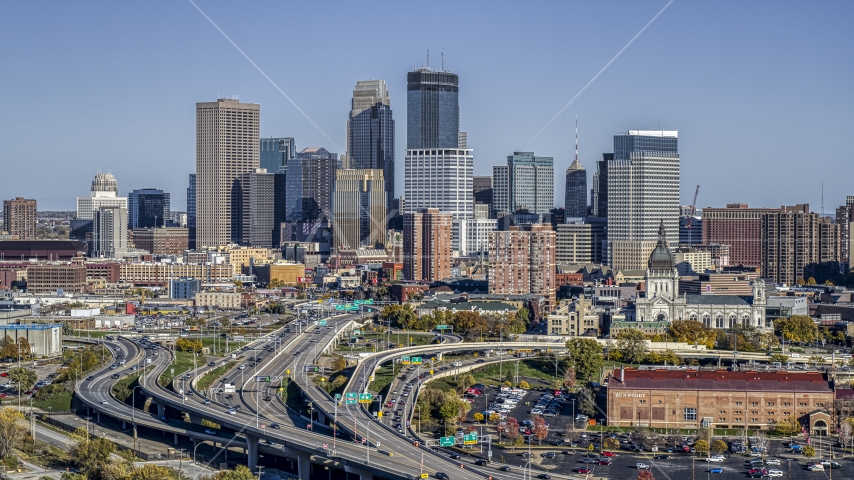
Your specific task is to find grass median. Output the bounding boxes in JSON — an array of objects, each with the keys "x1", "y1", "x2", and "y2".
[
  {"x1": 159, "y1": 351, "x2": 195, "y2": 387},
  {"x1": 196, "y1": 361, "x2": 238, "y2": 392}
]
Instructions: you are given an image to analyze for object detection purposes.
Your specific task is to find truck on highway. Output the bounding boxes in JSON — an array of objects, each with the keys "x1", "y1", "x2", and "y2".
[{"x1": 223, "y1": 383, "x2": 236, "y2": 393}]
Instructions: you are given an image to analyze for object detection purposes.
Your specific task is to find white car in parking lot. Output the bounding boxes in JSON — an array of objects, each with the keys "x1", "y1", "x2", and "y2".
[
  {"x1": 636, "y1": 463, "x2": 650, "y2": 470},
  {"x1": 766, "y1": 470, "x2": 783, "y2": 477},
  {"x1": 705, "y1": 455, "x2": 725, "y2": 462}
]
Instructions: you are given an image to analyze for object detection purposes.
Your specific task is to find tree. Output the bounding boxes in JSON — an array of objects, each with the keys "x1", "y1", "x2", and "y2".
[
  {"x1": 710, "y1": 440, "x2": 728, "y2": 455},
  {"x1": 0, "y1": 408, "x2": 26, "y2": 459},
  {"x1": 696, "y1": 426, "x2": 712, "y2": 443},
  {"x1": 532, "y1": 416, "x2": 549, "y2": 445},
  {"x1": 566, "y1": 338, "x2": 604, "y2": 382},
  {"x1": 562, "y1": 366, "x2": 577, "y2": 391},
  {"x1": 8, "y1": 366, "x2": 37, "y2": 393},
  {"x1": 616, "y1": 329, "x2": 648, "y2": 364},
  {"x1": 603, "y1": 437, "x2": 621, "y2": 450},
  {"x1": 772, "y1": 419, "x2": 800, "y2": 436},
  {"x1": 128, "y1": 464, "x2": 176, "y2": 480},
  {"x1": 802, "y1": 445, "x2": 816, "y2": 459},
  {"x1": 809, "y1": 355, "x2": 826, "y2": 366},
  {"x1": 518, "y1": 380, "x2": 530, "y2": 389},
  {"x1": 473, "y1": 412, "x2": 485, "y2": 423},
  {"x1": 578, "y1": 387, "x2": 597, "y2": 417},
  {"x1": 668, "y1": 320, "x2": 717, "y2": 348},
  {"x1": 637, "y1": 471, "x2": 655, "y2": 480},
  {"x1": 452, "y1": 311, "x2": 487, "y2": 336},
  {"x1": 775, "y1": 315, "x2": 819, "y2": 344},
  {"x1": 512, "y1": 436, "x2": 525, "y2": 450},
  {"x1": 17, "y1": 338, "x2": 32, "y2": 360},
  {"x1": 202, "y1": 465, "x2": 256, "y2": 480},
  {"x1": 769, "y1": 354, "x2": 790, "y2": 365},
  {"x1": 505, "y1": 417, "x2": 520, "y2": 444},
  {"x1": 175, "y1": 337, "x2": 203, "y2": 353},
  {"x1": 69, "y1": 427, "x2": 116, "y2": 479},
  {"x1": 516, "y1": 307, "x2": 530, "y2": 326},
  {"x1": 488, "y1": 413, "x2": 500, "y2": 423},
  {"x1": 457, "y1": 373, "x2": 475, "y2": 392},
  {"x1": 694, "y1": 439, "x2": 710, "y2": 456},
  {"x1": 806, "y1": 277, "x2": 817, "y2": 285},
  {"x1": 331, "y1": 356, "x2": 347, "y2": 371},
  {"x1": 0, "y1": 336, "x2": 16, "y2": 361}
]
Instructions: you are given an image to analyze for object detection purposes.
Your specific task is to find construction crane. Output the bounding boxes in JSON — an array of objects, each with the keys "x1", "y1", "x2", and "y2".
[{"x1": 687, "y1": 185, "x2": 700, "y2": 230}]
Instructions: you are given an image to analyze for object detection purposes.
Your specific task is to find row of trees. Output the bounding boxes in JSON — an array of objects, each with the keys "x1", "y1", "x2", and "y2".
[
  {"x1": 0, "y1": 336, "x2": 33, "y2": 361},
  {"x1": 379, "y1": 305, "x2": 528, "y2": 339}
]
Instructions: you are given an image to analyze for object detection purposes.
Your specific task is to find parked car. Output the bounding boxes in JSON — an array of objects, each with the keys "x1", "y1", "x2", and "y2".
[
  {"x1": 709, "y1": 468, "x2": 723, "y2": 474},
  {"x1": 636, "y1": 463, "x2": 650, "y2": 470}
]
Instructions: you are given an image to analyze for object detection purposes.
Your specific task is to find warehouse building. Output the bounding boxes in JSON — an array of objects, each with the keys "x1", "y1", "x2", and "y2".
[
  {"x1": 607, "y1": 367, "x2": 834, "y2": 435},
  {"x1": 0, "y1": 324, "x2": 62, "y2": 357}
]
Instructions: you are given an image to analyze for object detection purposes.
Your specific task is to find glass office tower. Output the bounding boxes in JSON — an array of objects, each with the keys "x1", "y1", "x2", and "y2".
[
  {"x1": 260, "y1": 137, "x2": 295, "y2": 174},
  {"x1": 128, "y1": 188, "x2": 170, "y2": 229},
  {"x1": 406, "y1": 68, "x2": 459, "y2": 149},
  {"x1": 347, "y1": 80, "x2": 395, "y2": 208}
]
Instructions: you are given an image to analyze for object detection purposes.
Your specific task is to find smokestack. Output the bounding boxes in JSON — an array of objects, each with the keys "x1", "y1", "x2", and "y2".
[{"x1": 620, "y1": 366, "x2": 625, "y2": 383}]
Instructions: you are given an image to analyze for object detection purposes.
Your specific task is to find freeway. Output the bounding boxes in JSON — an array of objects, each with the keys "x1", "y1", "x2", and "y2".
[{"x1": 138, "y1": 317, "x2": 459, "y2": 480}]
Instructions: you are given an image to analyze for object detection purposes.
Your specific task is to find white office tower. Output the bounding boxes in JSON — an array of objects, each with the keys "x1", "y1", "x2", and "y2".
[
  {"x1": 607, "y1": 130, "x2": 680, "y2": 270},
  {"x1": 404, "y1": 148, "x2": 473, "y2": 220},
  {"x1": 452, "y1": 217, "x2": 497, "y2": 257},
  {"x1": 76, "y1": 173, "x2": 127, "y2": 220},
  {"x1": 92, "y1": 206, "x2": 129, "y2": 258}
]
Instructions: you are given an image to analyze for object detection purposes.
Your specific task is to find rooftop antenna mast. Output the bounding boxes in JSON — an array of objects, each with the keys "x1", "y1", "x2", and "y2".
[
  {"x1": 426, "y1": 45, "x2": 429, "y2": 68},
  {"x1": 575, "y1": 116, "x2": 578, "y2": 163},
  {"x1": 441, "y1": 47, "x2": 444, "y2": 71},
  {"x1": 821, "y1": 181, "x2": 824, "y2": 216}
]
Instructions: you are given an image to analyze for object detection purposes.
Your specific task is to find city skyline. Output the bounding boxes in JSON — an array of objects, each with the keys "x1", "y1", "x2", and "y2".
[{"x1": 1, "y1": 1, "x2": 852, "y2": 211}]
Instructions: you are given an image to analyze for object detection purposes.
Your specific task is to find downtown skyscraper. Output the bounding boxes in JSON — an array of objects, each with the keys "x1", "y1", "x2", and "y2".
[
  {"x1": 195, "y1": 98, "x2": 260, "y2": 249},
  {"x1": 346, "y1": 80, "x2": 395, "y2": 209},
  {"x1": 492, "y1": 151, "x2": 554, "y2": 216},
  {"x1": 404, "y1": 66, "x2": 472, "y2": 220},
  {"x1": 564, "y1": 119, "x2": 587, "y2": 218},
  {"x1": 606, "y1": 130, "x2": 680, "y2": 270}
]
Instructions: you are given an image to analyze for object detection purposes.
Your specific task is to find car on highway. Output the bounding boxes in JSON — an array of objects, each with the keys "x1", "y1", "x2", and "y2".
[
  {"x1": 270, "y1": 423, "x2": 280, "y2": 429},
  {"x1": 434, "y1": 473, "x2": 449, "y2": 480},
  {"x1": 227, "y1": 409, "x2": 236, "y2": 415},
  {"x1": 87, "y1": 376, "x2": 95, "y2": 381},
  {"x1": 101, "y1": 400, "x2": 109, "y2": 405},
  {"x1": 204, "y1": 429, "x2": 217, "y2": 435},
  {"x1": 537, "y1": 475, "x2": 551, "y2": 479},
  {"x1": 203, "y1": 399, "x2": 211, "y2": 405},
  {"x1": 498, "y1": 466, "x2": 511, "y2": 472}
]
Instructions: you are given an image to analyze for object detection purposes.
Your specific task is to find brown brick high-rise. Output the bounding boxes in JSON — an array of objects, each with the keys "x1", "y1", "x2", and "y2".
[
  {"x1": 2, "y1": 198, "x2": 37, "y2": 239},
  {"x1": 702, "y1": 203, "x2": 781, "y2": 268},
  {"x1": 403, "y1": 208, "x2": 451, "y2": 282},
  {"x1": 489, "y1": 224, "x2": 556, "y2": 311}
]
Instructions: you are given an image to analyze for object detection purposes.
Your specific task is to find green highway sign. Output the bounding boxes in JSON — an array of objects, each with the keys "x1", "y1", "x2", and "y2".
[
  {"x1": 412, "y1": 357, "x2": 423, "y2": 365},
  {"x1": 319, "y1": 320, "x2": 327, "y2": 326},
  {"x1": 463, "y1": 433, "x2": 478, "y2": 445},
  {"x1": 344, "y1": 393, "x2": 358, "y2": 405},
  {"x1": 436, "y1": 325, "x2": 451, "y2": 330},
  {"x1": 255, "y1": 376, "x2": 270, "y2": 382},
  {"x1": 439, "y1": 436, "x2": 456, "y2": 447},
  {"x1": 401, "y1": 356, "x2": 411, "y2": 365},
  {"x1": 353, "y1": 330, "x2": 361, "y2": 335},
  {"x1": 335, "y1": 393, "x2": 341, "y2": 400},
  {"x1": 358, "y1": 393, "x2": 373, "y2": 403}
]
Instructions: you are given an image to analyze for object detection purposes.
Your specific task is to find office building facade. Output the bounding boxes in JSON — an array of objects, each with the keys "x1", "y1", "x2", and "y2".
[
  {"x1": 493, "y1": 151, "x2": 554, "y2": 216},
  {"x1": 231, "y1": 169, "x2": 275, "y2": 248},
  {"x1": 489, "y1": 224, "x2": 557, "y2": 311},
  {"x1": 403, "y1": 208, "x2": 452, "y2": 282},
  {"x1": 591, "y1": 154, "x2": 611, "y2": 218},
  {"x1": 404, "y1": 148, "x2": 473, "y2": 220},
  {"x1": 606, "y1": 131, "x2": 680, "y2": 270},
  {"x1": 195, "y1": 98, "x2": 260, "y2": 249},
  {"x1": 283, "y1": 148, "x2": 336, "y2": 249},
  {"x1": 564, "y1": 159, "x2": 587, "y2": 218},
  {"x1": 836, "y1": 196, "x2": 854, "y2": 264},
  {"x1": 260, "y1": 137, "x2": 295, "y2": 174},
  {"x1": 347, "y1": 80, "x2": 395, "y2": 208},
  {"x1": 556, "y1": 219, "x2": 607, "y2": 265},
  {"x1": 472, "y1": 175, "x2": 494, "y2": 217},
  {"x1": 132, "y1": 228, "x2": 189, "y2": 255},
  {"x1": 761, "y1": 204, "x2": 841, "y2": 286},
  {"x1": 407, "y1": 68, "x2": 459, "y2": 150},
  {"x1": 92, "y1": 206, "x2": 129, "y2": 258},
  {"x1": 77, "y1": 172, "x2": 127, "y2": 220},
  {"x1": 128, "y1": 189, "x2": 170, "y2": 229},
  {"x1": 187, "y1": 173, "x2": 196, "y2": 249},
  {"x1": 2, "y1": 198, "x2": 37, "y2": 239},
  {"x1": 702, "y1": 203, "x2": 781, "y2": 267},
  {"x1": 333, "y1": 169, "x2": 386, "y2": 250},
  {"x1": 452, "y1": 218, "x2": 497, "y2": 257}
]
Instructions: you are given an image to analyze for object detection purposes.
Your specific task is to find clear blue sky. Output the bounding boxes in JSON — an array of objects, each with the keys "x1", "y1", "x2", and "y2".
[{"x1": 2, "y1": 1, "x2": 852, "y2": 212}]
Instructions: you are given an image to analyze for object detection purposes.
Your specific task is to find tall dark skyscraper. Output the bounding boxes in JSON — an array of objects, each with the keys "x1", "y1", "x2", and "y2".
[
  {"x1": 260, "y1": 137, "x2": 295, "y2": 174},
  {"x1": 231, "y1": 169, "x2": 275, "y2": 247},
  {"x1": 472, "y1": 176, "x2": 494, "y2": 215},
  {"x1": 187, "y1": 174, "x2": 196, "y2": 249},
  {"x1": 283, "y1": 147, "x2": 337, "y2": 250},
  {"x1": 406, "y1": 68, "x2": 459, "y2": 149},
  {"x1": 564, "y1": 120, "x2": 587, "y2": 218},
  {"x1": 591, "y1": 154, "x2": 611, "y2": 218},
  {"x1": 347, "y1": 80, "x2": 395, "y2": 209},
  {"x1": 129, "y1": 188, "x2": 170, "y2": 229}
]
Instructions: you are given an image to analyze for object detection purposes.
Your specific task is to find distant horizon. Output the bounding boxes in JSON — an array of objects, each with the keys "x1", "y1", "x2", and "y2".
[{"x1": 2, "y1": 1, "x2": 852, "y2": 211}]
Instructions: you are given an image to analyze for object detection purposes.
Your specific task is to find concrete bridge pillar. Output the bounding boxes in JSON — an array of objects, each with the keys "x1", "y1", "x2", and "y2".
[
  {"x1": 246, "y1": 433, "x2": 260, "y2": 471},
  {"x1": 297, "y1": 452, "x2": 311, "y2": 480},
  {"x1": 188, "y1": 413, "x2": 202, "y2": 424},
  {"x1": 96, "y1": 412, "x2": 101, "y2": 423},
  {"x1": 174, "y1": 432, "x2": 179, "y2": 445},
  {"x1": 122, "y1": 420, "x2": 126, "y2": 430},
  {"x1": 345, "y1": 465, "x2": 374, "y2": 480},
  {"x1": 316, "y1": 410, "x2": 327, "y2": 425}
]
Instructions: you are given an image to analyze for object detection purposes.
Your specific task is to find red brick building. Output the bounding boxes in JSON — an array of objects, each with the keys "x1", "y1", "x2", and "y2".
[
  {"x1": 488, "y1": 224, "x2": 556, "y2": 311},
  {"x1": 702, "y1": 203, "x2": 781, "y2": 268},
  {"x1": 607, "y1": 368, "x2": 833, "y2": 433}
]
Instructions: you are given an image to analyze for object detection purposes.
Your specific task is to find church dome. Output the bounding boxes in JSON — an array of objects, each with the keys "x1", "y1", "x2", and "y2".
[{"x1": 648, "y1": 220, "x2": 675, "y2": 272}]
